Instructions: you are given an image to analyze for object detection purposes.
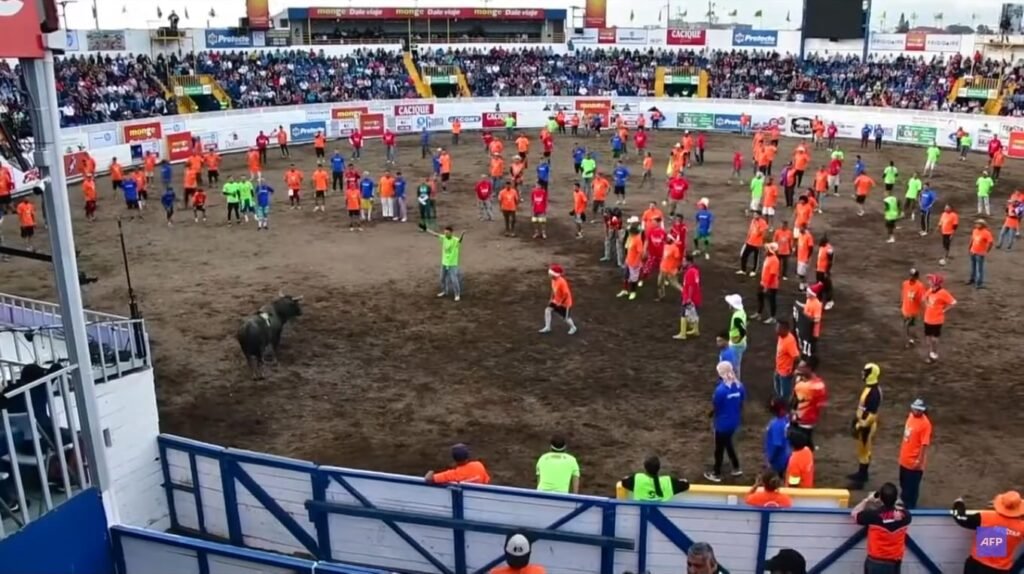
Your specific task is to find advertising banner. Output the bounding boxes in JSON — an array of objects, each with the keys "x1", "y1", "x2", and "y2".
[
  {"x1": 192, "y1": 131, "x2": 220, "y2": 152},
  {"x1": 166, "y1": 132, "x2": 194, "y2": 162},
  {"x1": 309, "y1": 7, "x2": 548, "y2": 19},
  {"x1": 905, "y1": 31, "x2": 926, "y2": 51},
  {"x1": 63, "y1": 151, "x2": 88, "y2": 178},
  {"x1": 584, "y1": 0, "x2": 607, "y2": 28},
  {"x1": 87, "y1": 129, "x2": 117, "y2": 149},
  {"x1": 395, "y1": 103, "x2": 435, "y2": 117},
  {"x1": 65, "y1": 31, "x2": 80, "y2": 52},
  {"x1": 123, "y1": 121, "x2": 162, "y2": 143},
  {"x1": 677, "y1": 112, "x2": 714, "y2": 130},
  {"x1": 788, "y1": 115, "x2": 814, "y2": 136},
  {"x1": 360, "y1": 113, "x2": 385, "y2": 138},
  {"x1": 598, "y1": 29, "x2": 616, "y2": 44},
  {"x1": 713, "y1": 114, "x2": 744, "y2": 132},
  {"x1": 615, "y1": 28, "x2": 648, "y2": 45},
  {"x1": 896, "y1": 125, "x2": 938, "y2": 145},
  {"x1": 130, "y1": 141, "x2": 160, "y2": 162},
  {"x1": 1007, "y1": 131, "x2": 1024, "y2": 159},
  {"x1": 666, "y1": 28, "x2": 706, "y2": 46},
  {"x1": 732, "y1": 29, "x2": 778, "y2": 47},
  {"x1": 305, "y1": 110, "x2": 331, "y2": 122},
  {"x1": 333, "y1": 106, "x2": 369, "y2": 119},
  {"x1": 751, "y1": 114, "x2": 787, "y2": 132},
  {"x1": 868, "y1": 33, "x2": 905, "y2": 51},
  {"x1": 289, "y1": 121, "x2": 326, "y2": 143},
  {"x1": 482, "y1": 112, "x2": 517, "y2": 129},
  {"x1": 447, "y1": 114, "x2": 483, "y2": 129},
  {"x1": 206, "y1": 29, "x2": 253, "y2": 49},
  {"x1": 247, "y1": 0, "x2": 271, "y2": 29},
  {"x1": 575, "y1": 99, "x2": 612, "y2": 123},
  {"x1": 332, "y1": 118, "x2": 359, "y2": 138},
  {"x1": 925, "y1": 34, "x2": 961, "y2": 52}
]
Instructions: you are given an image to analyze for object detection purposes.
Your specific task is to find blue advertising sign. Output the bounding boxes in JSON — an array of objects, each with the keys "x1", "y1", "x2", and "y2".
[
  {"x1": 713, "y1": 114, "x2": 743, "y2": 132},
  {"x1": 290, "y1": 121, "x2": 326, "y2": 143},
  {"x1": 732, "y1": 29, "x2": 778, "y2": 47},
  {"x1": 206, "y1": 29, "x2": 254, "y2": 49}
]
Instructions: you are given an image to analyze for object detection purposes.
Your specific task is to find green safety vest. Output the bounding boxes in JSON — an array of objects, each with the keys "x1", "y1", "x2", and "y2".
[
  {"x1": 632, "y1": 473, "x2": 675, "y2": 502},
  {"x1": 729, "y1": 309, "x2": 747, "y2": 345},
  {"x1": 883, "y1": 196, "x2": 900, "y2": 221}
]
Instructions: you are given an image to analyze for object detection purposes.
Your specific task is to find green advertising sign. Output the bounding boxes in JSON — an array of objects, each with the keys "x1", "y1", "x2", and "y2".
[
  {"x1": 664, "y1": 74, "x2": 699, "y2": 85},
  {"x1": 174, "y1": 84, "x2": 212, "y2": 97},
  {"x1": 896, "y1": 125, "x2": 938, "y2": 145},
  {"x1": 958, "y1": 87, "x2": 996, "y2": 100},
  {"x1": 425, "y1": 75, "x2": 457, "y2": 85},
  {"x1": 677, "y1": 112, "x2": 714, "y2": 130}
]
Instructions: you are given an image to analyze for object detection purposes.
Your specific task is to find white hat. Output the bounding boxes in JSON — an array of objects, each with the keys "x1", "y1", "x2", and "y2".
[
  {"x1": 627, "y1": 215, "x2": 641, "y2": 224},
  {"x1": 698, "y1": 197, "x2": 710, "y2": 207},
  {"x1": 505, "y1": 534, "x2": 530, "y2": 557},
  {"x1": 725, "y1": 294, "x2": 743, "y2": 310}
]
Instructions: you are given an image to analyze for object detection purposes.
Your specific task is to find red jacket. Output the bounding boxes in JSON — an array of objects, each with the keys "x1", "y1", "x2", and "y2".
[{"x1": 681, "y1": 265, "x2": 702, "y2": 307}]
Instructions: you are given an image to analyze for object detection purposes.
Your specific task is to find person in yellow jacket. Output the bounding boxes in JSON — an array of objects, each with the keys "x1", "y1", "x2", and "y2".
[{"x1": 847, "y1": 363, "x2": 883, "y2": 489}]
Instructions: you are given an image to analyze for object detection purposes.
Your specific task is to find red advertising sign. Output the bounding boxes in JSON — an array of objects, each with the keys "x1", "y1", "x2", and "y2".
[
  {"x1": 905, "y1": 31, "x2": 926, "y2": 51},
  {"x1": 584, "y1": 0, "x2": 607, "y2": 28},
  {"x1": 360, "y1": 113, "x2": 385, "y2": 138},
  {"x1": 246, "y1": 0, "x2": 271, "y2": 29},
  {"x1": 666, "y1": 28, "x2": 707, "y2": 46},
  {"x1": 63, "y1": 152, "x2": 88, "y2": 178},
  {"x1": 575, "y1": 98, "x2": 612, "y2": 123},
  {"x1": 123, "y1": 121, "x2": 163, "y2": 143},
  {"x1": 309, "y1": 7, "x2": 547, "y2": 20},
  {"x1": 332, "y1": 106, "x2": 368, "y2": 119},
  {"x1": 0, "y1": 0, "x2": 45, "y2": 58},
  {"x1": 394, "y1": 103, "x2": 435, "y2": 117},
  {"x1": 482, "y1": 112, "x2": 517, "y2": 129},
  {"x1": 166, "y1": 132, "x2": 193, "y2": 162},
  {"x1": 1007, "y1": 131, "x2": 1024, "y2": 159},
  {"x1": 597, "y1": 28, "x2": 616, "y2": 44}
]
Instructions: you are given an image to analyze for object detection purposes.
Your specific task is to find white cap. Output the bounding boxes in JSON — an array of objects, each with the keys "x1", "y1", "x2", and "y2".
[
  {"x1": 505, "y1": 534, "x2": 530, "y2": 556},
  {"x1": 698, "y1": 197, "x2": 710, "y2": 207},
  {"x1": 725, "y1": 294, "x2": 743, "y2": 310}
]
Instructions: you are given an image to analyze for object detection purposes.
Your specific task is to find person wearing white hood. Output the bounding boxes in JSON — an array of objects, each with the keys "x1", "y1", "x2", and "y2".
[{"x1": 724, "y1": 294, "x2": 748, "y2": 378}]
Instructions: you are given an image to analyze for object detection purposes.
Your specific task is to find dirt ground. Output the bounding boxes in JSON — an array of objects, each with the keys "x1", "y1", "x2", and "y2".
[{"x1": 3, "y1": 127, "x2": 1023, "y2": 508}]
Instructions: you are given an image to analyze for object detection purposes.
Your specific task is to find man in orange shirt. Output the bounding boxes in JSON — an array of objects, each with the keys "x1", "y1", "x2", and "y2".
[
  {"x1": 753, "y1": 243, "x2": 781, "y2": 323},
  {"x1": 997, "y1": 198, "x2": 1022, "y2": 250},
  {"x1": 0, "y1": 165, "x2": 12, "y2": 215},
  {"x1": 183, "y1": 166, "x2": 199, "y2": 208},
  {"x1": 853, "y1": 171, "x2": 875, "y2": 217},
  {"x1": 938, "y1": 204, "x2": 959, "y2": 266},
  {"x1": 439, "y1": 149, "x2": 452, "y2": 193},
  {"x1": 491, "y1": 534, "x2": 546, "y2": 574},
  {"x1": 425, "y1": 444, "x2": 490, "y2": 485},
  {"x1": 204, "y1": 150, "x2": 221, "y2": 185},
  {"x1": 515, "y1": 133, "x2": 529, "y2": 161},
  {"x1": 774, "y1": 320, "x2": 800, "y2": 400},
  {"x1": 82, "y1": 175, "x2": 98, "y2": 221},
  {"x1": 738, "y1": 212, "x2": 768, "y2": 277},
  {"x1": 247, "y1": 148, "x2": 261, "y2": 179},
  {"x1": 498, "y1": 182, "x2": 519, "y2": 237},
  {"x1": 284, "y1": 165, "x2": 303, "y2": 209},
  {"x1": 897, "y1": 398, "x2": 931, "y2": 509},
  {"x1": 816, "y1": 235, "x2": 835, "y2": 310},
  {"x1": 745, "y1": 472, "x2": 793, "y2": 508},
  {"x1": 275, "y1": 126, "x2": 289, "y2": 158},
  {"x1": 539, "y1": 264, "x2": 578, "y2": 335},
  {"x1": 967, "y1": 219, "x2": 994, "y2": 288},
  {"x1": 312, "y1": 164, "x2": 330, "y2": 213},
  {"x1": 773, "y1": 221, "x2": 793, "y2": 281},
  {"x1": 795, "y1": 225, "x2": 814, "y2": 291},
  {"x1": 762, "y1": 179, "x2": 779, "y2": 228},
  {"x1": 572, "y1": 183, "x2": 588, "y2": 239},
  {"x1": 143, "y1": 151, "x2": 157, "y2": 185},
  {"x1": 344, "y1": 180, "x2": 362, "y2": 231},
  {"x1": 110, "y1": 158, "x2": 124, "y2": 192},
  {"x1": 922, "y1": 273, "x2": 956, "y2": 363},
  {"x1": 657, "y1": 236, "x2": 682, "y2": 301},
  {"x1": 617, "y1": 223, "x2": 644, "y2": 301},
  {"x1": 314, "y1": 131, "x2": 326, "y2": 159},
  {"x1": 379, "y1": 171, "x2": 396, "y2": 220},
  {"x1": 16, "y1": 198, "x2": 36, "y2": 251},
  {"x1": 951, "y1": 490, "x2": 1024, "y2": 574},
  {"x1": 900, "y1": 268, "x2": 927, "y2": 347},
  {"x1": 785, "y1": 429, "x2": 814, "y2": 488}
]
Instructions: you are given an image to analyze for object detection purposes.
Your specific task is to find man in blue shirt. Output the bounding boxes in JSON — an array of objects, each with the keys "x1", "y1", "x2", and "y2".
[
  {"x1": 763, "y1": 398, "x2": 791, "y2": 476},
  {"x1": 610, "y1": 133, "x2": 623, "y2": 159},
  {"x1": 860, "y1": 124, "x2": 871, "y2": 149},
  {"x1": 256, "y1": 179, "x2": 274, "y2": 230},
  {"x1": 159, "y1": 159, "x2": 172, "y2": 188},
  {"x1": 853, "y1": 156, "x2": 865, "y2": 178},
  {"x1": 359, "y1": 172, "x2": 375, "y2": 222},
  {"x1": 715, "y1": 331, "x2": 737, "y2": 373},
  {"x1": 431, "y1": 150, "x2": 442, "y2": 178},
  {"x1": 873, "y1": 124, "x2": 884, "y2": 150},
  {"x1": 420, "y1": 127, "x2": 431, "y2": 159},
  {"x1": 705, "y1": 360, "x2": 746, "y2": 482},
  {"x1": 694, "y1": 199, "x2": 714, "y2": 259},
  {"x1": 160, "y1": 187, "x2": 175, "y2": 225},
  {"x1": 536, "y1": 160, "x2": 550, "y2": 191},
  {"x1": 918, "y1": 183, "x2": 937, "y2": 236},
  {"x1": 572, "y1": 144, "x2": 586, "y2": 175},
  {"x1": 122, "y1": 175, "x2": 140, "y2": 216},
  {"x1": 330, "y1": 150, "x2": 345, "y2": 191},
  {"x1": 393, "y1": 171, "x2": 407, "y2": 222},
  {"x1": 612, "y1": 161, "x2": 630, "y2": 206}
]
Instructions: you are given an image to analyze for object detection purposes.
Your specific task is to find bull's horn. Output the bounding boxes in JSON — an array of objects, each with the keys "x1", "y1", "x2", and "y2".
[
  {"x1": 278, "y1": 289, "x2": 285, "y2": 297},
  {"x1": 293, "y1": 295, "x2": 303, "y2": 301}
]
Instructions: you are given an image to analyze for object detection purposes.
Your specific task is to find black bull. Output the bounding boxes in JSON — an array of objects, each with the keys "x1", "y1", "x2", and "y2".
[{"x1": 237, "y1": 295, "x2": 303, "y2": 379}]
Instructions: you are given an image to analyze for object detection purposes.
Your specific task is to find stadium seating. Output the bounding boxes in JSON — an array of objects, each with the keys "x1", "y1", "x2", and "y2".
[{"x1": 6, "y1": 48, "x2": 1016, "y2": 127}]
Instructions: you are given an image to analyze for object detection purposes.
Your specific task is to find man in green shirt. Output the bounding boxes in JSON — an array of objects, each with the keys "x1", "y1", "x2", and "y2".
[
  {"x1": 903, "y1": 172, "x2": 923, "y2": 219},
  {"x1": 959, "y1": 133, "x2": 972, "y2": 161},
  {"x1": 238, "y1": 178, "x2": 255, "y2": 223},
  {"x1": 535, "y1": 435, "x2": 580, "y2": 493},
  {"x1": 223, "y1": 176, "x2": 241, "y2": 224},
  {"x1": 748, "y1": 173, "x2": 764, "y2": 215},
  {"x1": 425, "y1": 225, "x2": 464, "y2": 302},
  {"x1": 830, "y1": 147, "x2": 845, "y2": 162},
  {"x1": 580, "y1": 153, "x2": 597, "y2": 200},
  {"x1": 882, "y1": 161, "x2": 899, "y2": 193},
  {"x1": 976, "y1": 170, "x2": 994, "y2": 216},
  {"x1": 504, "y1": 114, "x2": 516, "y2": 140},
  {"x1": 883, "y1": 190, "x2": 901, "y2": 243},
  {"x1": 924, "y1": 143, "x2": 941, "y2": 177}
]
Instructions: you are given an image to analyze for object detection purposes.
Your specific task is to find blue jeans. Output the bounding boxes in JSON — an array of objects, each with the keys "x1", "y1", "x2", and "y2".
[
  {"x1": 440, "y1": 266, "x2": 462, "y2": 297},
  {"x1": 969, "y1": 254, "x2": 986, "y2": 286},
  {"x1": 773, "y1": 374, "x2": 794, "y2": 401},
  {"x1": 729, "y1": 341, "x2": 747, "y2": 379},
  {"x1": 997, "y1": 226, "x2": 1016, "y2": 250}
]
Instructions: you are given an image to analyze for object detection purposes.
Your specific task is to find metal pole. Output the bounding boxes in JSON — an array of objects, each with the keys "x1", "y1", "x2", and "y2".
[{"x1": 20, "y1": 47, "x2": 110, "y2": 491}]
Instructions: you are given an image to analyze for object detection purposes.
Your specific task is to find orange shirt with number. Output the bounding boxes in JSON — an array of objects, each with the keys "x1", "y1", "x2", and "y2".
[{"x1": 900, "y1": 279, "x2": 926, "y2": 319}]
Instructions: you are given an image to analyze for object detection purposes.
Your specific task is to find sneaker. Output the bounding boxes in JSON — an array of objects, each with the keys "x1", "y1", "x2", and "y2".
[
  {"x1": 454, "y1": 295, "x2": 461, "y2": 302},
  {"x1": 763, "y1": 317, "x2": 776, "y2": 325},
  {"x1": 730, "y1": 469, "x2": 744, "y2": 477},
  {"x1": 748, "y1": 271, "x2": 756, "y2": 277},
  {"x1": 704, "y1": 252, "x2": 710, "y2": 260},
  {"x1": 703, "y1": 471, "x2": 722, "y2": 483},
  {"x1": 886, "y1": 237, "x2": 895, "y2": 243},
  {"x1": 824, "y1": 301, "x2": 835, "y2": 310},
  {"x1": 568, "y1": 326, "x2": 578, "y2": 335},
  {"x1": 751, "y1": 313, "x2": 762, "y2": 320},
  {"x1": 538, "y1": 327, "x2": 552, "y2": 334},
  {"x1": 616, "y1": 290, "x2": 629, "y2": 298},
  {"x1": 735, "y1": 269, "x2": 746, "y2": 275},
  {"x1": 938, "y1": 257, "x2": 948, "y2": 266},
  {"x1": 436, "y1": 292, "x2": 447, "y2": 298},
  {"x1": 628, "y1": 292, "x2": 637, "y2": 301}
]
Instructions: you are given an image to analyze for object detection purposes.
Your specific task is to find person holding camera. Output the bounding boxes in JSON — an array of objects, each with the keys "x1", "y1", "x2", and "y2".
[{"x1": 851, "y1": 483, "x2": 911, "y2": 573}]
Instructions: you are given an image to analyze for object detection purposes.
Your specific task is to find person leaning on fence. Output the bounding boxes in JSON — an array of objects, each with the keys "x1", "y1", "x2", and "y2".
[
  {"x1": 620, "y1": 455, "x2": 690, "y2": 502},
  {"x1": 951, "y1": 490, "x2": 1024, "y2": 574},
  {"x1": 851, "y1": 482, "x2": 911, "y2": 574},
  {"x1": 535, "y1": 434, "x2": 580, "y2": 494},
  {"x1": 490, "y1": 532, "x2": 546, "y2": 574},
  {"x1": 425, "y1": 443, "x2": 490, "y2": 485},
  {"x1": 745, "y1": 470, "x2": 793, "y2": 508}
]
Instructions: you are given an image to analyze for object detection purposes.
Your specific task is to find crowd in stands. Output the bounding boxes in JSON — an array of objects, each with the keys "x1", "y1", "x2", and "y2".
[
  {"x1": 0, "y1": 48, "x2": 1016, "y2": 128},
  {"x1": 161, "y1": 49, "x2": 414, "y2": 107}
]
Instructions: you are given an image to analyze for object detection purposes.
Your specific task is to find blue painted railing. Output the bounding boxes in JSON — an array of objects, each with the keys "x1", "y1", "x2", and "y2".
[{"x1": 156, "y1": 434, "x2": 1020, "y2": 574}]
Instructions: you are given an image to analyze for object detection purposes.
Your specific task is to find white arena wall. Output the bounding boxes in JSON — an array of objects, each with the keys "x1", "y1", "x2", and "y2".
[{"x1": 58, "y1": 97, "x2": 1024, "y2": 184}]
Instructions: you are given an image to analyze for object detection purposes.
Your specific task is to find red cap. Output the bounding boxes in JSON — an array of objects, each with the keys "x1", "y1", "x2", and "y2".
[
  {"x1": 807, "y1": 282, "x2": 824, "y2": 297},
  {"x1": 549, "y1": 264, "x2": 564, "y2": 275},
  {"x1": 927, "y1": 273, "x2": 944, "y2": 287}
]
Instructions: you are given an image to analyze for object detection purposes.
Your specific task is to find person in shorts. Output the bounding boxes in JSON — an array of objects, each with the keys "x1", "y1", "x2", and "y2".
[
  {"x1": 16, "y1": 198, "x2": 36, "y2": 250},
  {"x1": 572, "y1": 182, "x2": 587, "y2": 239},
  {"x1": 345, "y1": 182, "x2": 362, "y2": 231},
  {"x1": 192, "y1": 188, "x2": 207, "y2": 223}
]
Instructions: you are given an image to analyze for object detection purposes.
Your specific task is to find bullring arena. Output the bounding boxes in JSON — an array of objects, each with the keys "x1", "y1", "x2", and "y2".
[{"x1": 2, "y1": 12, "x2": 1024, "y2": 574}]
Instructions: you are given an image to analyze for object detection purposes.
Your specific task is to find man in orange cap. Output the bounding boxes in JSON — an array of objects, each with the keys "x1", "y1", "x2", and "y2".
[
  {"x1": 952, "y1": 490, "x2": 1024, "y2": 573},
  {"x1": 539, "y1": 264, "x2": 578, "y2": 335}
]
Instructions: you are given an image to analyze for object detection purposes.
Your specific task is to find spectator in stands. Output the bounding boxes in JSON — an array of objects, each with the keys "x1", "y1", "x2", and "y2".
[
  {"x1": 425, "y1": 443, "x2": 491, "y2": 485},
  {"x1": 490, "y1": 532, "x2": 545, "y2": 574},
  {"x1": 745, "y1": 471, "x2": 793, "y2": 508},
  {"x1": 764, "y1": 549, "x2": 807, "y2": 574},
  {"x1": 852, "y1": 483, "x2": 911, "y2": 573},
  {"x1": 52, "y1": 54, "x2": 168, "y2": 127},
  {"x1": 619, "y1": 455, "x2": 689, "y2": 502},
  {"x1": 535, "y1": 434, "x2": 580, "y2": 494},
  {"x1": 687, "y1": 542, "x2": 725, "y2": 574}
]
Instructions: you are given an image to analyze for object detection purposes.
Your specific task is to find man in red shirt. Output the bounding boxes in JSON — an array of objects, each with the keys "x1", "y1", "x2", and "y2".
[
  {"x1": 255, "y1": 130, "x2": 270, "y2": 164},
  {"x1": 634, "y1": 129, "x2": 648, "y2": 156},
  {"x1": 530, "y1": 183, "x2": 548, "y2": 240},
  {"x1": 541, "y1": 133, "x2": 554, "y2": 159},
  {"x1": 475, "y1": 175, "x2": 493, "y2": 221},
  {"x1": 665, "y1": 173, "x2": 688, "y2": 217},
  {"x1": 601, "y1": 207, "x2": 625, "y2": 267},
  {"x1": 695, "y1": 132, "x2": 707, "y2": 165},
  {"x1": 383, "y1": 129, "x2": 396, "y2": 164},
  {"x1": 350, "y1": 129, "x2": 364, "y2": 160},
  {"x1": 675, "y1": 253, "x2": 702, "y2": 340},
  {"x1": 641, "y1": 218, "x2": 667, "y2": 285}
]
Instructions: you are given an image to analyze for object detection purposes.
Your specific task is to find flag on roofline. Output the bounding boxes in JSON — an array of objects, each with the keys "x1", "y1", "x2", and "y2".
[
  {"x1": 629, "y1": 9, "x2": 634, "y2": 22},
  {"x1": 754, "y1": 9, "x2": 763, "y2": 17},
  {"x1": 184, "y1": 7, "x2": 190, "y2": 19},
  {"x1": 728, "y1": 9, "x2": 737, "y2": 16},
  {"x1": 209, "y1": 7, "x2": 216, "y2": 18},
  {"x1": 156, "y1": 7, "x2": 162, "y2": 18}
]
